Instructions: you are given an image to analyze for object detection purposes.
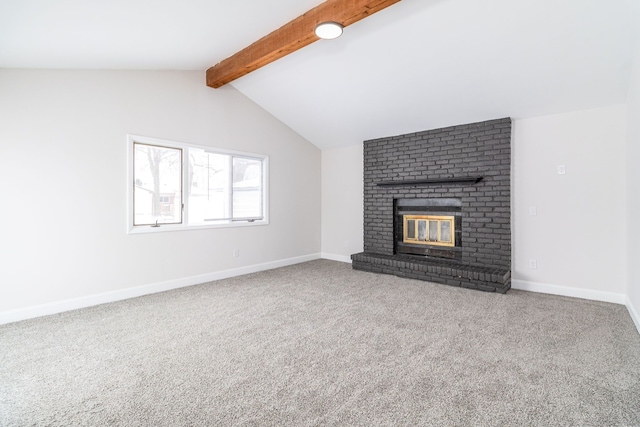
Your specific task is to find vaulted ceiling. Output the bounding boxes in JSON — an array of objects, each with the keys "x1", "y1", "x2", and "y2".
[{"x1": 1, "y1": 0, "x2": 638, "y2": 149}]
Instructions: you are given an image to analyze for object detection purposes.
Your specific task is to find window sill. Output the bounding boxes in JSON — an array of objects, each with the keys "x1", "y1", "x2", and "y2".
[{"x1": 127, "y1": 219, "x2": 269, "y2": 235}]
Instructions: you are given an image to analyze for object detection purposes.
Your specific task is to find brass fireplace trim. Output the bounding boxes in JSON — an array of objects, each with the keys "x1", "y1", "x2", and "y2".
[{"x1": 403, "y1": 215, "x2": 455, "y2": 247}]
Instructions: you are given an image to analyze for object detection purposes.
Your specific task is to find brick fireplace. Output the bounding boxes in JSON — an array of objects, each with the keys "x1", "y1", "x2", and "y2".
[{"x1": 351, "y1": 118, "x2": 512, "y2": 293}]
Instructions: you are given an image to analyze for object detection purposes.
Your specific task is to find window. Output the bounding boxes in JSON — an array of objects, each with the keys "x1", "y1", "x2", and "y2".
[
  {"x1": 133, "y1": 143, "x2": 182, "y2": 226},
  {"x1": 188, "y1": 149, "x2": 264, "y2": 224},
  {"x1": 128, "y1": 135, "x2": 268, "y2": 233}
]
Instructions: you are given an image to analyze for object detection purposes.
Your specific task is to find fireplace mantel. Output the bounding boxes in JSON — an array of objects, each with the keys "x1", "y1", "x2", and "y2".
[{"x1": 376, "y1": 176, "x2": 483, "y2": 187}]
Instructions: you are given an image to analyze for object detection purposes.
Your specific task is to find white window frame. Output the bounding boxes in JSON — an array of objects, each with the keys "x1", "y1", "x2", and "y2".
[{"x1": 127, "y1": 134, "x2": 269, "y2": 234}]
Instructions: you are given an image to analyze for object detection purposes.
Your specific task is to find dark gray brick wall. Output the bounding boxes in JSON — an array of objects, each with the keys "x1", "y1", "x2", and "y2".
[{"x1": 362, "y1": 118, "x2": 511, "y2": 269}]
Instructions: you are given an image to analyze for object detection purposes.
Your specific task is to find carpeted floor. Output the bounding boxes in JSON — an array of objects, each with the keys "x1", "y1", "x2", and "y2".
[{"x1": 1, "y1": 259, "x2": 639, "y2": 426}]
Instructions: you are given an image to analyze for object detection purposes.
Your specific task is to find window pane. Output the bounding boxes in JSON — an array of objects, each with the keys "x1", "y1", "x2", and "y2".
[
  {"x1": 418, "y1": 220, "x2": 427, "y2": 241},
  {"x1": 429, "y1": 221, "x2": 438, "y2": 241},
  {"x1": 406, "y1": 219, "x2": 415, "y2": 239},
  {"x1": 232, "y1": 157, "x2": 262, "y2": 219},
  {"x1": 440, "y1": 221, "x2": 451, "y2": 243},
  {"x1": 133, "y1": 143, "x2": 182, "y2": 225},
  {"x1": 188, "y1": 151, "x2": 230, "y2": 223}
]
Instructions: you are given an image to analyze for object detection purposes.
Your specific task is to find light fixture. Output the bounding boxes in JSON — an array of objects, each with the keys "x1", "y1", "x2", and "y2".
[{"x1": 315, "y1": 21, "x2": 343, "y2": 40}]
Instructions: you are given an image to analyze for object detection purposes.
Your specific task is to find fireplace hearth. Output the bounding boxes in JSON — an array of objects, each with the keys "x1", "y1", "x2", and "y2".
[{"x1": 351, "y1": 118, "x2": 512, "y2": 293}]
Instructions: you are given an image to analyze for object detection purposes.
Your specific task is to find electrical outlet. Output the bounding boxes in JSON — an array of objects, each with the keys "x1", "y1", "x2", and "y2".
[
  {"x1": 529, "y1": 206, "x2": 537, "y2": 216},
  {"x1": 233, "y1": 249, "x2": 240, "y2": 258},
  {"x1": 529, "y1": 259, "x2": 537, "y2": 269},
  {"x1": 557, "y1": 164, "x2": 566, "y2": 175}
]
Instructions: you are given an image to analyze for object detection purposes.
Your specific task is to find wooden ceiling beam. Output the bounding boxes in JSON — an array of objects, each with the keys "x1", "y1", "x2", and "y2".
[{"x1": 206, "y1": 0, "x2": 401, "y2": 89}]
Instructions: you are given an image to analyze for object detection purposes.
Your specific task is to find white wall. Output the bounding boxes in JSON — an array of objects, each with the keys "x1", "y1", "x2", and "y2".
[
  {"x1": 511, "y1": 106, "x2": 627, "y2": 302},
  {"x1": 0, "y1": 69, "x2": 321, "y2": 319},
  {"x1": 320, "y1": 107, "x2": 628, "y2": 303},
  {"x1": 321, "y1": 144, "x2": 364, "y2": 262},
  {"x1": 626, "y1": 46, "x2": 640, "y2": 329}
]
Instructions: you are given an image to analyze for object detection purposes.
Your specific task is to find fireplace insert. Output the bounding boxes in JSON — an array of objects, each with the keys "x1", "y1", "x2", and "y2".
[{"x1": 394, "y1": 198, "x2": 462, "y2": 260}]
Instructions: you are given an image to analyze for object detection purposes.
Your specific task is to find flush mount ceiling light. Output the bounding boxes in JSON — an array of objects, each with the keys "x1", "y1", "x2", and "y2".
[{"x1": 315, "y1": 21, "x2": 344, "y2": 40}]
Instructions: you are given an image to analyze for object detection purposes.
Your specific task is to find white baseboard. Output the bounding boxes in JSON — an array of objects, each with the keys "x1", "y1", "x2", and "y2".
[
  {"x1": 5, "y1": 260, "x2": 638, "y2": 337},
  {"x1": 511, "y1": 279, "x2": 627, "y2": 305},
  {"x1": 0, "y1": 253, "x2": 321, "y2": 325},
  {"x1": 626, "y1": 297, "x2": 640, "y2": 335},
  {"x1": 320, "y1": 253, "x2": 353, "y2": 264}
]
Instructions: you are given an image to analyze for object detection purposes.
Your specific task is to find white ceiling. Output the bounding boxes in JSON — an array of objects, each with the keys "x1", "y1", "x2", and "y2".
[{"x1": 1, "y1": 0, "x2": 638, "y2": 149}]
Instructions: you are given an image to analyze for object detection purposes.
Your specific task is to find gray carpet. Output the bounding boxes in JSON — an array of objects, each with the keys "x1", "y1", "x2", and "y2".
[{"x1": 1, "y1": 259, "x2": 639, "y2": 426}]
